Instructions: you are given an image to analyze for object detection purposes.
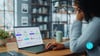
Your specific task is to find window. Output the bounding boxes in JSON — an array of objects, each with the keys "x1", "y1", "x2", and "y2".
[{"x1": 0, "y1": 0, "x2": 15, "y2": 31}]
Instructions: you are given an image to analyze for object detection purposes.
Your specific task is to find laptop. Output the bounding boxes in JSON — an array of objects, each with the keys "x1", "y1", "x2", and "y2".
[{"x1": 14, "y1": 26, "x2": 48, "y2": 54}]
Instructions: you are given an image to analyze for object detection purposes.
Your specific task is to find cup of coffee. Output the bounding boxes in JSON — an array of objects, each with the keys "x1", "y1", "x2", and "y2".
[{"x1": 56, "y1": 31, "x2": 63, "y2": 42}]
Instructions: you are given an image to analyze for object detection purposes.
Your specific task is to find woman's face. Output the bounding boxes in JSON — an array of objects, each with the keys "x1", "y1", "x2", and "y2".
[
  {"x1": 73, "y1": 3, "x2": 80, "y2": 13},
  {"x1": 73, "y1": 5, "x2": 79, "y2": 13},
  {"x1": 73, "y1": 3, "x2": 85, "y2": 20}
]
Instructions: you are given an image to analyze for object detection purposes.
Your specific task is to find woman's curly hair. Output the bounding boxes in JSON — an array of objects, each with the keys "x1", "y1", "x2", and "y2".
[{"x1": 74, "y1": 0, "x2": 100, "y2": 22}]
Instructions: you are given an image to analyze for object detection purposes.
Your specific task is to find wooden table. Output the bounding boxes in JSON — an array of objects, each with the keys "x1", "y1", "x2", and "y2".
[
  {"x1": 0, "y1": 47, "x2": 71, "y2": 56},
  {"x1": 0, "y1": 38, "x2": 85, "y2": 56}
]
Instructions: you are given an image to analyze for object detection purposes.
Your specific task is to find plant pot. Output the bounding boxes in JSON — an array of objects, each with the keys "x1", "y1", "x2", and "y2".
[{"x1": 0, "y1": 39, "x2": 6, "y2": 46}]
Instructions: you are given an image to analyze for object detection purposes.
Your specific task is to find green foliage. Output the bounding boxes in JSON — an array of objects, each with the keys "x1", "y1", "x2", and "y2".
[{"x1": 0, "y1": 29, "x2": 10, "y2": 39}]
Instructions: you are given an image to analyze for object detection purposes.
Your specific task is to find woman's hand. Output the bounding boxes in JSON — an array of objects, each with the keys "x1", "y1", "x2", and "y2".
[{"x1": 45, "y1": 42, "x2": 65, "y2": 50}]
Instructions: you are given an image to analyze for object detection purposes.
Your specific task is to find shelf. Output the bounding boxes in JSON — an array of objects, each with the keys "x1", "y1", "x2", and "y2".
[
  {"x1": 31, "y1": 4, "x2": 50, "y2": 7},
  {"x1": 31, "y1": 0, "x2": 52, "y2": 38},
  {"x1": 32, "y1": 22, "x2": 49, "y2": 24},
  {"x1": 52, "y1": 21, "x2": 68, "y2": 24},
  {"x1": 40, "y1": 30, "x2": 49, "y2": 32},
  {"x1": 32, "y1": 13, "x2": 49, "y2": 16}
]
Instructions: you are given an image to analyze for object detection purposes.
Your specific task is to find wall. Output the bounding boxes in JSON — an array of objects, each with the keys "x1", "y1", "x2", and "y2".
[{"x1": 16, "y1": 0, "x2": 31, "y2": 26}]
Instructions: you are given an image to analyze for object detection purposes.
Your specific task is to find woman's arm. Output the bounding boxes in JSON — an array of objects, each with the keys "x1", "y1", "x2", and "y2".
[{"x1": 70, "y1": 18, "x2": 100, "y2": 53}]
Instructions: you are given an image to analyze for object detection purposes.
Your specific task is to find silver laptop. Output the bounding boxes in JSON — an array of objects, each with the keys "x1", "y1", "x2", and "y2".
[{"x1": 14, "y1": 26, "x2": 48, "y2": 54}]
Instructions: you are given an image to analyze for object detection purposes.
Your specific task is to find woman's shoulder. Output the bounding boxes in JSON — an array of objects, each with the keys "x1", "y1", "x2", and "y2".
[
  {"x1": 91, "y1": 17, "x2": 100, "y2": 24},
  {"x1": 92, "y1": 17, "x2": 100, "y2": 21},
  {"x1": 88, "y1": 17, "x2": 100, "y2": 29}
]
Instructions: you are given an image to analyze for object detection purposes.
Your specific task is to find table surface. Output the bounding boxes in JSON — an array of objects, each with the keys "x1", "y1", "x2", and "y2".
[
  {"x1": 0, "y1": 38, "x2": 72, "y2": 56},
  {"x1": 0, "y1": 38, "x2": 86, "y2": 56},
  {"x1": 0, "y1": 47, "x2": 71, "y2": 56}
]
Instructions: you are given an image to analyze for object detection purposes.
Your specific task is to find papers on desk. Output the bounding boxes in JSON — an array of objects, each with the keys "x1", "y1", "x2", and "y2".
[
  {"x1": 0, "y1": 51, "x2": 26, "y2": 56},
  {"x1": 0, "y1": 42, "x2": 27, "y2": 56},
  {"x1": 6, "y1": 42, "x2": 18, "y2": 52}
]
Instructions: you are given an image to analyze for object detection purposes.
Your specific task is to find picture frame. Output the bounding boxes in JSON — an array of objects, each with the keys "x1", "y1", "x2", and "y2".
[
  {"x1": 21, "y1": 16, "x2": 28, "y2": 26},
  {"x1": 52, "y1": 24, "x2": 64, "y2": 37},
  {"x1": 21, "y1": 3, "x2": 28, "y2": 13}
]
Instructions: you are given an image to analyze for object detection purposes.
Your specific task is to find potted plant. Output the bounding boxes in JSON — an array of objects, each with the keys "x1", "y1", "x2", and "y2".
[{"x1": 0, "y1": 29, "x2": 10, "y2": 46}]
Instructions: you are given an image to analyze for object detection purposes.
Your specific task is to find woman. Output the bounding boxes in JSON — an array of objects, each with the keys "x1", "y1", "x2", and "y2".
[{"x1": 46, "y1": 0, "x2": 100, "y2": 56}]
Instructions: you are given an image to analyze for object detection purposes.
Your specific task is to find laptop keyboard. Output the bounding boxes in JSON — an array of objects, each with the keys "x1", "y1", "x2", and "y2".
[{"x1": 21, "y1": 44, "x2": 46, "y2": 53}]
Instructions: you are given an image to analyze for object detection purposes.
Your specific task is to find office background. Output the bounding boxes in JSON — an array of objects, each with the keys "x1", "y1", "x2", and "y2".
[{"x1": 0, "y1": 0, "x2": 88, "y2": 39}]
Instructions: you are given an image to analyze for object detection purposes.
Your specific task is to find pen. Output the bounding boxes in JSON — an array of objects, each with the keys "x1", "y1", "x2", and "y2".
[{"x1": 8, "y1": 51, "x2": 15, "y2": 56}]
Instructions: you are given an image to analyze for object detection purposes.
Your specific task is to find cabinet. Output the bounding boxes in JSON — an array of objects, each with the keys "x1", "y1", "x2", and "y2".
[{"x1": 31, "y1": 0, "x2": 52, "y2": 38}]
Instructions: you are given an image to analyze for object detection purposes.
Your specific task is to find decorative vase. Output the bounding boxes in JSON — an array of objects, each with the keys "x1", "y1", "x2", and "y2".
[{"x1": 0, "y1": 39, "x2": 6, "y2": 46}]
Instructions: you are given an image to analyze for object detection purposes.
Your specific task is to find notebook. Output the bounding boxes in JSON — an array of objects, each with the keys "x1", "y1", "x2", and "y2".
[
  {"x1": 0, "y1": 51, "x2": 26, "y2": 56},
  {"x1": 14, "y1": 26, "x2": 47, "y2": 54}
]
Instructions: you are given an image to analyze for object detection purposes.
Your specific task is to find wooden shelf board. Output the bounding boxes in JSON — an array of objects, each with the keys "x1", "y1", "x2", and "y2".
[{"x1": 31, "y1": 4, "x2": 50, "y2": 7}]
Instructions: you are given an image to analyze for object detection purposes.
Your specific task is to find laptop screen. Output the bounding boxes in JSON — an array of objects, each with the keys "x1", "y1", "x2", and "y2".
[{"x1": 14, "y1": 27, "x2": 43, "y2": 48}]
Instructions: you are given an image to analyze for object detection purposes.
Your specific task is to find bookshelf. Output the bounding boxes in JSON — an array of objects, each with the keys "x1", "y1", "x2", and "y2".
[
  {"x1": 31, "y1": 0, "x2": 52, "y2": 38},
  {"x1": 52, "y1": 0, "x2": 73, "y2": 38}
]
